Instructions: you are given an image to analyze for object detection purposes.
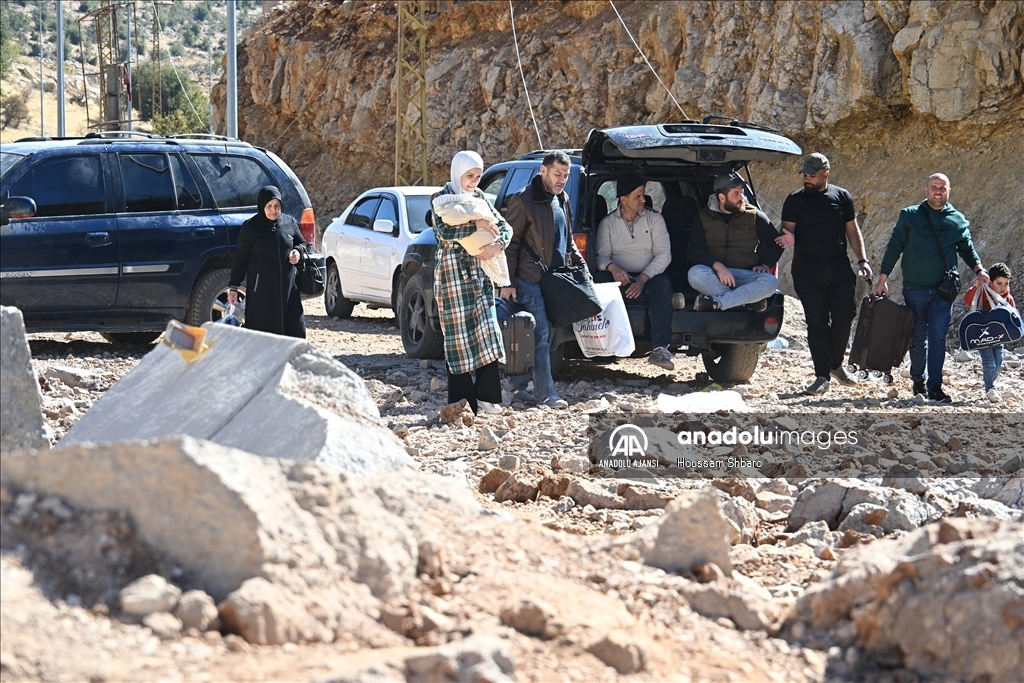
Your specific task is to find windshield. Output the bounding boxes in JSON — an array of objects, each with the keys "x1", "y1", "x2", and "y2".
[
  {"x1": 0, "y1": 151, "x2": 27, "y2": 180},
  {"x1": 405, "y1": 195, "x2": 432, "y2": 234}
]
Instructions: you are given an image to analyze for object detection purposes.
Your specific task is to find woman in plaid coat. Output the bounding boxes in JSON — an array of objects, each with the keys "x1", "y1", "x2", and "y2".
[{"x1": 432, "y1": 151, "x2": 512, "y2": 414}]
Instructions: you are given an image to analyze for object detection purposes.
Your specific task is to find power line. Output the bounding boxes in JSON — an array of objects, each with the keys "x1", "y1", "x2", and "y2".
[
  {"x1": 152, "y1": 6, "x2": 207, "y2": 131},
  {"x1": 608, "y1": 0, "x2": 689, "y2": 121},
  {"x1": 509, "y1": 1, "x2": 543, "y2": 150}
]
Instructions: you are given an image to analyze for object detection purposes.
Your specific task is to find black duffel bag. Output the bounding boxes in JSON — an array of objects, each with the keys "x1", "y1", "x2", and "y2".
[
  {"x1": 540, "y1": 265, "x2": 602, "y2": 328},
  {"x1": 295, "y1": 244, "x2": 326, "y2": 297}
]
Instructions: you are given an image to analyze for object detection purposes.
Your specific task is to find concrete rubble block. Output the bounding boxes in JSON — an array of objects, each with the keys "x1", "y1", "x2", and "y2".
[
  {"x1": 1, "y1": 436, "x2": 337, "y2": 599},
  {"x1": 0, "y1": 306, "x2": 48, "y2": 453},
  {"x1": 404, "y1": 635, "x2": 515, "y2": 683},
  {"x1": 58, "y1": 324, "x2": 414, "y2": 475},
  {"x1": 174, "y1": 589, "x2": 220, "y2": 632},
  {"x1": 636, "y1": 488, "x2": 734, "y2": 575},
  {"x1": 586, "y1": 630, "x2": 647, "y2": 674},
  {"x1": 795, "y1": 519, "x2": 1024, "y2": 682},
  {"x1": 499, "y1": 597, "x2": 563, "y2": 639},
  {"x1": 120, "y1": 574, "x2": 182, "y2": 615}
]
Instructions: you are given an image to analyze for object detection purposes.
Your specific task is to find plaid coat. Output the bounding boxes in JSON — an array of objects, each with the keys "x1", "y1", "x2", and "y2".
[{"x1": 433, "y1": 183, "x2": 512, "y2": 375}]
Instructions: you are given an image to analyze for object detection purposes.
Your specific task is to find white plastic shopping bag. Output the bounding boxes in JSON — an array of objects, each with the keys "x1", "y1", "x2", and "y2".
[{"x1": 572, "y1": 282, "x2": 635, "y2": 357}]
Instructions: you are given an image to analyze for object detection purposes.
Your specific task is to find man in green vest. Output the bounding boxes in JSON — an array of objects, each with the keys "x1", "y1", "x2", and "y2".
[{"x1": 687, "y1": 173, "x2": 783, "y2": 312}]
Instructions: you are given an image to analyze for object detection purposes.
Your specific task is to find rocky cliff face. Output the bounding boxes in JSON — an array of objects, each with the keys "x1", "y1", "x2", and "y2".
[{"x1": 219, "y1": 0, "x2": 1023, "y2": 289}]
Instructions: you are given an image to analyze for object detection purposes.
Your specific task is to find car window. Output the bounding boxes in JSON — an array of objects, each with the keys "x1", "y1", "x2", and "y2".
[
  {"x1": 405, "y1": 195, "x2": 432, "y2": 234},
  {"x1": 375, "y1": 196, "x2": 399, "y2": 230},
  {"x1": 1, "y1": 151, "x2": 27, "y2": 180},
  {"x1": 169, "y1": 154, "x2": 203, "y2": 210},
  {"x1": 479, "y1": 171, "x2": 506, "y2": 205},
  {"x1": 119, "y1": 153, "x2": 175, "y2": 213},
  {"x1": 345, "y1": 197, "x2": 381, "y2": 229},
  {"x1": 191, "y1": 154, "x2": 277, "y2": 209},
  {"x1": 8, "y1": 155, "x2": 106, "y2": 217},
  {"x1": 499, "y1": 167, "x2": 536, "y2": 213},
  {"x1": 596, "y1": 179, "x2": 666, "y2": 215}
]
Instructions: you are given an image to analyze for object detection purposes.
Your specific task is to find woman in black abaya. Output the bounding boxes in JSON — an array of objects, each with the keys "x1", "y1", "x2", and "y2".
[{"x1": 227, "y1": 186, "x2": 307, "y2": 338}]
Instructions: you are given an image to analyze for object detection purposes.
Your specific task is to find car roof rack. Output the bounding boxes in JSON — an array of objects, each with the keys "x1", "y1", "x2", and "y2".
[
  {"x1": 168, "y1": 133, "x2": 240, "y2": 142},
  {"x1": 83, "y1": 131, "x2": 160, "y2": 139},
  {"x1": 701, "y1": 114, "x2": 781, "y2": 135}
]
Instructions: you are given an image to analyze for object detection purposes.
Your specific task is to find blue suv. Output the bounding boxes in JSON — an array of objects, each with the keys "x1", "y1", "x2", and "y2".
[{"x1": 0, "y1": 132, "x2": 316, "y2": 344}]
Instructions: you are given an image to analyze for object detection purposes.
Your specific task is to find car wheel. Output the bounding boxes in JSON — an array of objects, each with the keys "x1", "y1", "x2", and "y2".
[
  {"x1": 186, "y1": 268, "x2": 239, "y2": 326},
  {"x1": 100, "y1": 331, "x2": 161, "y2": 345},
  {"x1": 399, "y1": 274, "x2": 444, "y2": 359},
  {"x1": 701, "y1": 343, "x2": 764, "y2": 383},
  {"x1": 324, "y1": 263, "x2": 355, "y2": 319}
]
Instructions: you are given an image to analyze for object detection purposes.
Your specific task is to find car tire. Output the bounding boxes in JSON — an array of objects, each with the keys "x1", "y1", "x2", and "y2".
[
  {"x1": 701, "y1": 343, "x2": 764, "y2": 383},
  {"x1": 324, "y1": 263, "x2": 355, "y2": 319},
  {"x1": 186, "y1": 268, "x2": 237, "y2": 326},
  {"x1": 399, "y1": 274, "x2": 444, "y2": 359},
  {"x1": 100, "y1": 331, "x2": 161, "y2": 345}
]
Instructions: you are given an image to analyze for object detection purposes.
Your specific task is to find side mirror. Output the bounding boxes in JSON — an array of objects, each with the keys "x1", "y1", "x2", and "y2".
[
  {"x1": 0, "y1": 196, "x2": 37, "y2": 225},
  {"x1": 425, "y1": 210, "x2": 434, "y2": 228},
  {"x1": 373, "y1": 218, "x2": 395, "y2": 234}
]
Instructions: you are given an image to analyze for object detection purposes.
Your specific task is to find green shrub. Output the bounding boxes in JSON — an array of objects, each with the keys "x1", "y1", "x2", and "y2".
[{"x1": 0, "y1": 92, "x2": 30, "y2": 130}]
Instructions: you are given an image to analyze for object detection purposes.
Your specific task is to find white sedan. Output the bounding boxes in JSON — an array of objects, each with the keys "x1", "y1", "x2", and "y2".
[{"x1": 321, "y1": 186, "x2": 440, "y2": 318}]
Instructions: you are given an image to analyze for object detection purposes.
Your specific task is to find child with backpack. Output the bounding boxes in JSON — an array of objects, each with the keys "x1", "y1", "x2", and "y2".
[{"x1": 963, "y1": 263, "x2": 1016, "y2": 402}]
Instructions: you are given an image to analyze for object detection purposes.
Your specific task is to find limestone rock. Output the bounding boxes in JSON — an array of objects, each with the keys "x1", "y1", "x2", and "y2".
[
  {"x1": 499, "y1": 597, "x2": 562, "y2": 639},
  {"x1": 120, "y1": 574, "x2": 181, "y2": 615},
  {"x1": 0, "y1": 307, "x2": 48, "y2": 453},
  {"x1": 403, "y1": 635, "x2": 515, "y2": 683},
  {"x1": 478, "y1": 467, "x2": 511, "y2": 494},
  {"x1": 537, "y1": 474, "x2": 571, "y2": 500},
  {"x1": 142, "y1": 611, "x2": 183, "y2": 640},
  {"x1": 636, "y1": 488, "x2": 734, "y2": 575},
  {"x1": 59, "y1": 324, "x2": 415, "y2": 475},
  {"x1": 477, "y1": 426, "x2": 500, "y2": 451},
  {"x1": 174, "y1": 590, "x2": 220, "y2": 632},
  {"x1": 493, "y1": 471, "x2": 539, "y2": 504},
  {"x1": 218, "y1": 577, "x2": 332, "y2": 645},
  {"x1": 795, "y1": 519, "x2": 1024, "y2": 681},
  {"x1": 439, "y1": 399, "x2": 474, "y2": 426},
  {"x1": 565, "y1": 479, "x2": 625, "y2": 510},
  {"x1": 43, "y1": 365, "x2": 101, "y2": 390},
  {"x1": 586, "y1": 630, "x2": 646, "y2": 674}
]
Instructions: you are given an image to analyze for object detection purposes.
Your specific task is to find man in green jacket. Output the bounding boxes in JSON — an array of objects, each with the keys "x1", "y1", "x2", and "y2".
[{"x1": 875, "y1": 173, "x2": 989, "y2": 402}]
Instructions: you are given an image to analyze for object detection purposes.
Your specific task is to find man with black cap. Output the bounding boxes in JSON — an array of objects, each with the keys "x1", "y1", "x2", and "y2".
[
  {"x1": 776, "y1": 153, "x2": 871, "y2": 396},
  {"x1": 688, "y1": 172, "x2": 782, "y2": 314},
  {"x1": 595, "y1": 172, "x2": 675, "y2": 370}
]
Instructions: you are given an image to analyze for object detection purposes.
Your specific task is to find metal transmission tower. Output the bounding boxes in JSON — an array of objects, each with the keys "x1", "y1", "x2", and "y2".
[
  {"x1": 395, "y1": 1, "x2": 428, "y2": 186},
  {"x1": 78, "y1": 1, "x2": 137, "y2": 130}
]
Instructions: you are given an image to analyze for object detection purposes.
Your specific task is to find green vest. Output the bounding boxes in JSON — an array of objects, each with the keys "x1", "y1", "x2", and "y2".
[{"x1": 698, "y1": 205, "x2": 759, "y2": 269}]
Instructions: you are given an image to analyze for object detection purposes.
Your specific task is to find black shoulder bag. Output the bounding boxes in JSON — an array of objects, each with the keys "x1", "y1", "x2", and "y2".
[
  {"x1": 521, "y1": 223, "x2": 601, "y2": 328},
  {"x1": 295, "y1": 243, "x2": 326, "y2": 297},
  {"x1": 921, "y1": 204, "x2": 960, "y2": 303}
]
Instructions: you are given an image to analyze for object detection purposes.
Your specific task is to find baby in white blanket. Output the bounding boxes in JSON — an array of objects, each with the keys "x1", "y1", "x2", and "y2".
[{"x1": 431, "y1": 192, "x2": 511, "y2": 286}]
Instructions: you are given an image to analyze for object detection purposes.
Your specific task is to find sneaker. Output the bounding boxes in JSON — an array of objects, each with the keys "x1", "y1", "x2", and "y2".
[
  {"x1": 672, "y1": 293, "x2": 687, "y2": 310},
  {"x1": 693, "y1": 295, "x2": 720, "y2": 312},
  {"x1": 912, "y1": 380, "x2": 926, "y2": 396},
  {"x1": 740, "y1": 299, "x2": 769, "y2": 313},
  {"x1": 927, "y1": 387, "x2": 952, "y2": 403},
  {"x1": 511, "y1": 389, "x2": 536, "y2": 404},
  {"x1": 477, "y1": 401, "x2": 502, "y2": 414},
  {"x1": 986, "y1": 388, "x2": 1002, "y2": 403},
  {"x1": 804, "y1": 376, "x2": 830, "y2": 395},
  {"x1": 830, "y1": 366, "x2": 859, "y2": 386},
  {"x1": 540, "y1": 396, "x2": 569, "y2": 410},
  {"x1": 648, "y1": 346, "x2": 675, "y2": 371}
]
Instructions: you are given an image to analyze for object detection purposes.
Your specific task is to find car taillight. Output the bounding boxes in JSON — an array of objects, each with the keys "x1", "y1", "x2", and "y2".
[
  {"x1": 573, "y1": 232, "x2": 588, "y2": 263},
  {"x1": 764, "y1": 315, "x2": 779, "y2": 335},
  {"x1": 300, "y1": 208, "x2": 316, "y2": 247}
]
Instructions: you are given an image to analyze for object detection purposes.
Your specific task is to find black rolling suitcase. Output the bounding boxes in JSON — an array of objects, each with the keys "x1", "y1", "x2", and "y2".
[
  {"x1": 848, "y1": 294, "x2": 914, "y2": 382},
  {"x1": 496, "y1": 297, "x2": 536, "y2": 376}
]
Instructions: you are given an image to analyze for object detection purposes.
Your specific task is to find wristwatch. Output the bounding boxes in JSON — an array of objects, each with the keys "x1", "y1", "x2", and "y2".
[{"x1": 857, "y1": 259, "x2": 869, "y2": 265}]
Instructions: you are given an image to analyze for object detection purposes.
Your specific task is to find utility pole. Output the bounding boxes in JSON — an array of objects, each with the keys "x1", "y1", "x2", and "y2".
[
  {"x1": 395, "y1": 0, "x2": 428, "y2": 186},
  {"x1": 125, "y1": 2, "x2": 132, "y2": 130},
  {"x1": 227, "y1": 0, "x2": 238, "y2": 138},
  {"x1": 57, "y1": 0, "x2": 66, "y2": 136},
  {"x1": 39, "y1": 3, "x2": 44, "y2": 137}
]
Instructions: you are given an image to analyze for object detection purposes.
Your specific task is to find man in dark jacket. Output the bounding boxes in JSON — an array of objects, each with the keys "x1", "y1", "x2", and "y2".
[
  {"x1": 687, "y1": 173, "x2": 782, "y2": 312},
  {"x1": 875, "y1": 173, "x2": 989, "y2": 403},
  {"x1": 502, "y1": 151, "x2": 587, "y2": 409}
]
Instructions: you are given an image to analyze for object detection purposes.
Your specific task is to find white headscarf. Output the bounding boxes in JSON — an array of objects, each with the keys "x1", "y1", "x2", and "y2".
[{"x1": 450, "y1": 150, "x2": 484, "y2": 193}]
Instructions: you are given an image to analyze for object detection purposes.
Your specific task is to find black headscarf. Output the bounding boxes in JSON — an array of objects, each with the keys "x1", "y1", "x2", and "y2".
[{"x1": 254, "y1": 185, "x2": 283, "y2": 231}]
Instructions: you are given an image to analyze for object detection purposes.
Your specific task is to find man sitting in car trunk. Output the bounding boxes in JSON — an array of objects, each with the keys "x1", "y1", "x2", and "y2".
[
  {"x1": 687, "y1": 173, "x2": 782, "y2": 312},
  {"x1": 594, "y1": 173, "x2": 675, "y2": 371}
]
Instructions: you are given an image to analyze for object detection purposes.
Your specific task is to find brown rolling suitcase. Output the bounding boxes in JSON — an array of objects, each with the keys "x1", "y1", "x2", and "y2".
[{"x1": 848, "y1": 294, "x2": 914, "y2": 382}]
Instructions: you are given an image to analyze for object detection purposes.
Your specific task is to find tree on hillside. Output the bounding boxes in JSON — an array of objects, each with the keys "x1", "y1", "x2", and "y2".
[{"x1": 131, "y1": 62, "x2": 209, "y2": 132}]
